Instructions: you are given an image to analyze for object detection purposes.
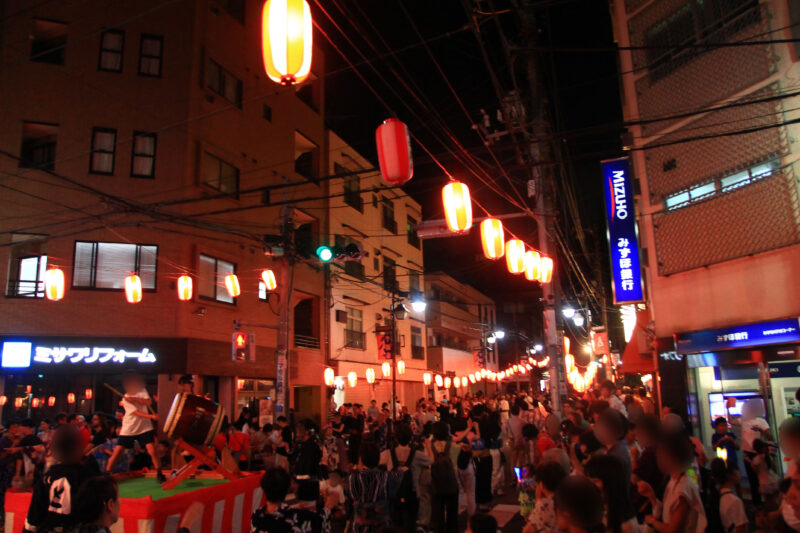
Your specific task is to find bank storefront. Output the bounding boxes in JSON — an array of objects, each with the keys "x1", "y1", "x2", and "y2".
[{"x1": 675, "y1": 317, "x2": 800, "y2": 474}]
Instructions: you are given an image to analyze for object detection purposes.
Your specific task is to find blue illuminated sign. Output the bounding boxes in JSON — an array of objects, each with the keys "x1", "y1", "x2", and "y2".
[
  {"x1": 602, "y1": 157, "x2": 644, "y2": 304},
  {"x1": 1, "y1": 341, "x2": 32, "y2": 368},
  {"x1": 675, "y1": 317, "x2": 800, "y2": 354}
]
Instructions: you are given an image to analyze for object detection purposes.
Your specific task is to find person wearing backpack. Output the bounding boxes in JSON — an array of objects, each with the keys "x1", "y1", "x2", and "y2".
[
  {"x1": 426, "y1": 421, "x2": 460, "y2": 533},
  {"x1": 349, "y1": 438, "x2": 405, "y2": 533},
  {"x1": 384, "y1": 423, "x2": 430, "y2": 533}
]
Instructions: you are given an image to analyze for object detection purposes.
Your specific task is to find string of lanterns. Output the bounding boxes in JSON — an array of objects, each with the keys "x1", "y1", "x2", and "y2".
[{"x1": 1, "y1": 388, "x2": 95, "y2": 409}]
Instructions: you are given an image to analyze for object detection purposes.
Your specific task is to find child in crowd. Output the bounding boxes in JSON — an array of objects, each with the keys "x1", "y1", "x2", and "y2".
[
  {"x1": 523, "y1": 461, "x2": 567, "y2": 533},
  {"x1": 23, "y1": 425, "x2": 100, "y2": 533},
  {"x1": 554, "y1": 475, "x2": 606, "y2": 533},
  {"x1": 752, "y1": 438, "x2": 780, "y2": 507},
  {"x1": 320, "y1": 470, "x2": 346, "y2": 517},
  {"x1": 710, "y1": 458, "x2": 748, "y2": 533},
  {"x1": 711, "y1": 417, "x2": 739, "y2": 469},
  {"x1": 73, "y1": 475, "x2": 120, "y2": 533}
]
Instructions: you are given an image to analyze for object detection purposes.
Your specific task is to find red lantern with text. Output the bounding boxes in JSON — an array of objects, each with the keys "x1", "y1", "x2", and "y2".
[
  {"x1": 505, "y1": 239, "x2": 525, "y2": 274},
  {"x1": 125, "y1": 275, "x2": 142, "y2": 303},
  {"x1": 261, "y1": 269, "x2": 277, "y2": 291},
  {"x1": 224, "y1": 274, "x2": 240, "y2": 298},
  {"x1": 347, "y1": 371, "x2": 357, "y2": 388},
  {"x1": 366, "y1": 367, "x2": 375, "y2": 384},
  {"x1": 376, "y1": 118, "x2": 413, "y2": 186},
  {"x1": 44, "y1": 267, "x2": 65, "y2": 301},
  {"x1": 177, "y1": 275, "x2": 193, "y2": 301},
  {"x1": 539, "y1": 257, "x2": 554, "y2": 284},
  {"x1": 524, "y1": 250, "x2": 541, "y2": 281},
  {"x1": 261, "y1": 0, "x2": 313, "y2": 85},
  {"x1": 324, "y1": 367, "x2": 335, "y2": 387},
  {"x1": 480, "y1": 218, "x2": 505, "y2": 260},
  {"x1": 442, "y1": 181, "x2": 472, "y2": 232}
]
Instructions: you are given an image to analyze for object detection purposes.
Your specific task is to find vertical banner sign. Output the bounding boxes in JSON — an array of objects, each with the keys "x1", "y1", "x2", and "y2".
[
  {"x1": 602, "y1": 158, "x2": 644, "y2": 304},
  {"x1": 275, "y1": 351, "x2": 286, "y2": 415}
]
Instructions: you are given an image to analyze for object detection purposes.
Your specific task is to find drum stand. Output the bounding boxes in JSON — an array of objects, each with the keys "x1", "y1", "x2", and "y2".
[{"x1": 161, "y1": 439, "x2": 240, "y2": 491}]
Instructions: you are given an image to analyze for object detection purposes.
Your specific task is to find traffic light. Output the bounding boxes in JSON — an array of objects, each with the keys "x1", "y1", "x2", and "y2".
[
  {"x1": 232, "y1": 331, "x2": 255, "y2": 362},
  {"x1": 316, "y1": 243, "x2": 365, "y2": 263}
]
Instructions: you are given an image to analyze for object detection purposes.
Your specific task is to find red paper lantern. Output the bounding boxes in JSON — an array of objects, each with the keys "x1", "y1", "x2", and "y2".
[
  {"x1": 261, "y1": 269, "x2": 277, "y2": 291},
  {"x1": 15, "y1": 397, "x2": 24, "y2": 408},
  {"x1": 177, "y1": 275, "x2": 193, "y2": 301},
  {"x1": 442, "y1": 181, "x2": 472, "y2": 232},
  {"x1": 524, "y1": 250, "x2": 541, "y2": 281},
  {"x1": 48, "y1": 396, "x2": 56, "y2": 407},
  {"x1": 44, "y1": 267, "x2": 65, "y2": 301},
  {"x1": 539, "y1": 257, "x2": 554, "y2": 284},
  {"x1": 0, "y1": 396, "x2": 6, "y2": 406},
  {"x1": 85, "y1": 388, "x2": 93, "y2": 400},
  {"x1": 224, "y1": 274, "x2": 240, "y2": 298},
  {"x1": 67, "y1": 393, "x2": 75, "y2": 404},
  {"x1": 125, "y1": 275, "x2": 142, "y2": 303},
  {"x1": 435, "y1": 374, "x2": 444, "y2": 387},
  {"x1": 347, "y1": 371, "x2": 357, "y2": 388},
  {"x1": 480, "y1": 218, "x2": 505, "y2": 260},
  {"x1": 376, "y1": 118, "x2": 413, "y2": 185},
  {"x1": 505, "y1": 239, "x2": 525, "y2": 274},
  {"x1": 261, "y1": 0, "x2": 313, "y2": 85},
  {"x1": 423, "y1": 372, "x2": 432, "y2": 385}
]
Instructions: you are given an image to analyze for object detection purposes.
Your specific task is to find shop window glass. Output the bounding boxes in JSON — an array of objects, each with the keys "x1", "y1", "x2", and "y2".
[
  {"x1": 72, "y1": 242, "x2": 157, "y2": 289},
  {"x1": 198, "y1": 254, "x2": 235, "y2": 304}
]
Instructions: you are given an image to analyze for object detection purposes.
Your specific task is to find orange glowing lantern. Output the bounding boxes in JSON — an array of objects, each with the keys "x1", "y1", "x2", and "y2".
[
  {"x1": 125, "y1": 274, "x2": 142, "y2": 303},
  {"x1": 442, "y1": 181, "x2": 472, "y2": 233},
  {"x1": 480, "y1": 369, "x2": 487, "y2": 378},
  {"x1": 469, "y1": 374, "x2": 476, "y2": 384},
  {"x1": 423, "y1": 372, "x2": 432, "y2": 386},
  {"x1": 224, "y1": 274, "x2": 241, "y2": 298},
  {"x1": 261, "y1": 269, "x2": 277, "y2": 291},
  {"x1": 376, "y1": 118, "x2": 413, "y2": 186},
  {"x1": 347, "y1": 371, "x2": 357, "y2": 388},
  {"x1": 454, "y1": 376, "x2": 460, "y2": 388},
  {"x1": 539, "y1": 257, "x2": 554, "y2": 284},
  {"x1": 366, "y1": 367, "x2": 375, "y2": 384},
  {"x1": 67, "y1": 393, "x2": 75, "y2": 404},
  {"x1": 499, "y1": 371, "x2": 506, "y2": 379},
  {"x1": 324, "y1": 367, "x2": 335, "y2": 387},
  {"x1": 85, "y1": 388, "x2": 93, "y2": 400},
  {"x1": 524, "y1": 250, "x2": 541, "y2": 281},
  {"x1": 15, "y1": 398, "x2": 23, "y2": 408},
  {"x1": 519, "y1": 365, "x2": 527, "y2": 374},
  {"x1": 397, "y1": 360, "x2": 405, "y2": 375},
  {"x1": 444, "y1": 377, "x2": 451, "y2": 389},
  {"x1": 505, "y1": 239, "x2": 525, "y2": 274},
  {"x1": 48, "y1": 396, "x2": 55, "y2": 407},
  {"x1": 44, "y1": 267, "x2": 65, "y2": 301},
  {"x1": 435, "y1": 374, "x2": 444, "y2": 387},
  {"x1": 480, "y1": 218, "x2": 505, "y2": 260},
  {"x1": 261, "y1": 0, "x2": 313, "y2": 85},
  {"x1": 177, "y1": 275, "x2": 193, "y2": 301},
  {"x1": 236, "y1": 379, "x2": 245, "y2": 390},
  {"x1": 31, "y1": 398, "x2": 40, "y2": 408},
  {"x1": 475, "y1": 372, "x2": 482, "y2": 382},
  {"x1": 382, "y1": 362, "x2": 391, "y2": 378},
  {"x1": 26, "y1": 385, "x2": 32, "y2": 394},
  {"x1": 0, "y1": 396, "x2": 6, "y2": 406}
]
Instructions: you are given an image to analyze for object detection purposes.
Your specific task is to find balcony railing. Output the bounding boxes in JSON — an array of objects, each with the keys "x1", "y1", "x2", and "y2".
[
  {"x1": 411, "y1": 345, "x2": 425, "y2": 359},
  {"x1": 345, "y1": 329, "x2": 366, "y2": 349},
  {"x1": 6, "y1": 279, "x2": 44, "y2": 298},
  {"x1": 294, "y1": 334, "x2": 320, "y2": 349}
]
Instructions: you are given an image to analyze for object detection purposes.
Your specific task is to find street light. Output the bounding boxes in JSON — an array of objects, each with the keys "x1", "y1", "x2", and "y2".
[
  {"x1": 494, "y1": 330, "x2": 506, "y2": 340},
  {"x1": 572, "y1": 314, "x2": 585, "y2": 327},
  {"x1": 562, "y1": 307, "x2": 576, "y2": 319},
  {"x1": 486, "y1": 334, "x2": 496, "y2": 344},
  {"x1": 410, "y1": 293, "x2": 427, "y2": 313},
  {"x1": 534, "y1": 344, "x2": 544, "y2": 352}
]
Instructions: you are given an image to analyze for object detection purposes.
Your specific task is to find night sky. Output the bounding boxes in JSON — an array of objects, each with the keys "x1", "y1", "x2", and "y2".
[{"x1": 319, "y1": 0, "x2": 623, "y2": 306}]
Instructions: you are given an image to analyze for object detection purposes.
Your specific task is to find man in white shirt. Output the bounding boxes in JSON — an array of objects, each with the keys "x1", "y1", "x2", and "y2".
[
  {"x1": 741, "y1": 399, "x2": 771, "y2": 506},
  {"x1": 600, "y1": 380, "x2": 628, "y2": 417}
]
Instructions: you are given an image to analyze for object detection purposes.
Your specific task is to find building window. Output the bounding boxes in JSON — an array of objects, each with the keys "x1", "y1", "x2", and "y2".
[
  {"x1": 336, "y1": 163, "x2": 362, "y2": 212},
  {"x1": 411, "y1": 326, "x2": 424, "y2": 359},
  {"x1": 131, "y1": 132, "x2": 156, "y2": 178},
  {"x1": 89, "y1": 127, "x2": 116, "y2": 174},
  {"x1": 201, "y1": 151, "x2": 239, "y2": 196},
  {"x1": 294, "y1": 132, "x2": 319, "y2": 181},
  {"x1": 138, "y1": 34, "x2": 163, "y2": 77},
  {"x1": 383, "y1": 256, "x2": 397, "y2": 293},
  {"x1": 20, "y1": 122, "x2": 58, "y2": 170},
  {"x1": 382, "y1": 197, "x2": 397, "y2": 233},
  {"x1": 198, "y1": 254, "x2": 235, "y2": 304},
  {"x1": 294, "y1": 298, "x2": 320, "y2": 349},
  {"x1": 72, "y1": 242, "x2": 157, "y2": 290},
  {"x1": 345, "y1": 307, "x2": 364, "y2": 349},
  {"x1": 98, "y1": 29, "x2": 124, "y2": 72},
  {"x1": 207, "y1": 59, "x2": 242, "y2": 107},
  {"x1": 407, "y1": 216, "x2": 419, "y2": 248},
  {"x1": 31, "y1": 19, "x2": 67, "y2": 65},
  {"x1": 409, "y1": 270, "x2": 420, "y2": 293},
  {"x1": 262, "y1": 104, "x2": 272, "y2": 122},
  {"x1": 7, "y1": 255, "x2": 47, "y2": 298}
]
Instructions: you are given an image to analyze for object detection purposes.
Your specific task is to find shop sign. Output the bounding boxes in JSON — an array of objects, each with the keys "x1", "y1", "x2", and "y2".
[
  {"x1": 602, "y1": 158, "x2": 644, "y2": 304},
  {"x1": 675, "y1": 317, "x2": 800, "y2": 354},
  {"x1": 1, "y1": 341, "x2": 156, "y2": 369}
]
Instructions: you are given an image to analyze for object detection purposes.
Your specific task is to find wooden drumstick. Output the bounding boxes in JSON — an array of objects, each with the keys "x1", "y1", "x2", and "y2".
[{"x1": 103, "y1": 382, "x2": 156, "y2": 415}]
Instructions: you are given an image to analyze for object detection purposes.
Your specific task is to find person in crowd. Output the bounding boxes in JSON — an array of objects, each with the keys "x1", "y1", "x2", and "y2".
[
  {"x1": 638, "y1": 388, "x2": 655, "y2": 415},
  {"x1": 105, "y1": 372, "x2": 164, "y2": 482},
  {"x1": 348, "y1": 438, "x2": 404, "y2": 533},
  {"x1": 584, "y1": 454, "x2": 640, "y2": 533},
  {"x1": 523, "y1": 461, "x2": 567, "y2": 533},
  {"x1": 709, "y1": 458, "x2": 748, "y2": 533},
  {"x1": 320, "y1": 470, "x2": 346, "y2": 517},
  {"x1": 72, "y1": 475, "x2": 121, "y2": 533},
  {"x1": 752, "y1": 438, "x2": 780, "y2": 507},
  {"x1": 37, "y1": 419, "x2": 53, "y2": 447},
  {"x1": 23, "y1": 425, "x2": 100, "y2": 533},
  {"x1": 67, "y1": 414, "x2": 92, "y2": 452},
  {"x1": 177, "y1": 374, "x2": 194, "y2": 395},
  {"x1": 505, "y1": 405, "x2": 526, "y2": 471},
  {"x1": 381, "y1": 422, "x2": 431, "y2": 531},
  {"x1": 594, "y1": 408, "x2": 632, "y2": 482},
  {"x1": 537, "y1": 415, "x2": 560, "y2": 461},
  {"x1": 427, "y1": 421, "x2": 460, "y2": 533},
  {"x1": 741, "y1": 399, "x2": 772, "y2": 507},
  {"x1": 555, "y1": 474, "x2": 606, "y2": 533},
  {"x1": 638, "y1": 430, "x2": 707, "y2": 533},
  {"x1": 600, "y1": 380, "x2": 628, "y2": 417},
  {"x1": 274, "y1": 415, "x2": 292, "y2": 471},
  {"x1": 711, "y1": 417, "x2": 740, "y2": 469},
  {"x1": 252, "y1": 466, "x2": 336, "y2": 533},
  {"x1": 367, "y1": 400, "x2": 379, "y2": 421},
  {"x1": 292, "y1": 419, "x2": 322, "y2": 478}
]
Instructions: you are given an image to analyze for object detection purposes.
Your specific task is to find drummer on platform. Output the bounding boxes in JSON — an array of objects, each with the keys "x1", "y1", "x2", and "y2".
[{"x1": 105, "y1": 372, "x2": 166, "y2": 483}]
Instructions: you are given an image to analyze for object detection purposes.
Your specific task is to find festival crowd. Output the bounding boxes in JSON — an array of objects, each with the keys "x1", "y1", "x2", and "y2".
[{"x1": 3, "y1": 375, "x2": 800, "y2": 533}]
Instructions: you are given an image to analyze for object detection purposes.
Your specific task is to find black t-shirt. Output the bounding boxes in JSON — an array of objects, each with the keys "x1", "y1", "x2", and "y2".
[
  {"x1": 24, "y1": 460, "x2": 100, "y2": 533},
  {"x1": 91, "y1": 430, "x2": 109, "y2": 447},
  {"x1": 19, "y1": 435, "x2": 43, "y2": 448},
  {"x1": 276, "y1": 425, "x2": 293, "y2": 457}
]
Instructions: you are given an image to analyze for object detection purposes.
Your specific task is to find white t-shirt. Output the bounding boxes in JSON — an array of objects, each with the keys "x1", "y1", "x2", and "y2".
[
  {"x1": 320, "y1": 480, "x2": 345, "y2": 505},
  {"x1": 741, "y1": 416, "x2": 769, "y2": 453},
  {"x1": 660, "y1": 473, "x2": 707, "y2": 533},
  {"x1": 719, "y1": 491, "x2": 748, "y2": 532},
  {"x1": 120, "y1": 390, "x2": 153, "y2": 436},
  {"x1": 608, "y1": 394, "x2": 628, "y2": 417}
]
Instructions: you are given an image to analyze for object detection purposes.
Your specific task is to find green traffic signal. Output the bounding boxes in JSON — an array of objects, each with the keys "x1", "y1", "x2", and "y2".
[{"x1": 316, "y1": 245, "x2": 334, "y2": 262}]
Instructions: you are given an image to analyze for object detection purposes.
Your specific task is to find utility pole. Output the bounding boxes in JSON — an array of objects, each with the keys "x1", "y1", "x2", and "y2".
[
  {"x1": 519, "y1": 0, "x2": 565, "y2": 413},
  {"x1": 275, "y1": 177, "x2": 295, "y2": 418}
]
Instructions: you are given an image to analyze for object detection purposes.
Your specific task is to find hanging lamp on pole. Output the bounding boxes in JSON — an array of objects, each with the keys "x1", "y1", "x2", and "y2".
[
  {"x1": 261, "y1": 0, "x2": 313, "y2": 85},
  {"x1": 480, "y1": 218, "x2": 505, "y2": 259},
  {"x1": 376, "y1": 118, "x2": 413, "y2": 186},
  {"x1": 505, "y1": 239, "x2": 526, "y2": 274},
  {"x1": 442, "y1": 181, "x2": 472, "y2": 232}
]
